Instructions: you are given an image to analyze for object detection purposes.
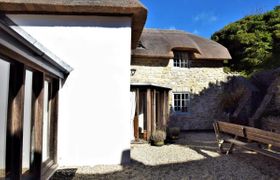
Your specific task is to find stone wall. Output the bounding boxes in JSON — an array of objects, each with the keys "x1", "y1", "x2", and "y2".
[{"x1": 131, "y1": 58, "x2": 231, "y2": 130}]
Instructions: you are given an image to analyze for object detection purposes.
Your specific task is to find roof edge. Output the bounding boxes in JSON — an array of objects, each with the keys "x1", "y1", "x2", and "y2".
[
  {"x1": 132, "y1": 54, "x2": 173, "y2": 59},
  {"x1": 0, "y1": 1, "x2": 147, "y2": 49},
  {"x1": 0, "y1": 15, "x2": 73, "y2": 77},
  {"x1": 131, "y1": 83, "x2": 172, "y2": 90}
]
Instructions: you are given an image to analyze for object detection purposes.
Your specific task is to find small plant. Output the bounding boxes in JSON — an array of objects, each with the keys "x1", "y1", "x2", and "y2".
[
  {"x1": 167, "y1": 127, "x2": 180, "y2": 140},
  {"x1": 151, "y1": 130, "x2": 166, "y2": 146}
]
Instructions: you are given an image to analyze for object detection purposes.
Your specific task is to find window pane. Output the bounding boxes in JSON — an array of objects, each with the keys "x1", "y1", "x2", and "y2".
[
  {"x1": 173, "y1": 51, "x2": 190, "y2": 68},
  {"x1": 174, "y1": 60, "x2": 179, "y2": 67},
  {"x1": 175, "y1": 100, "x2": 179, "y2": 107},
  {"x1": 178, "y1": 52, "x2": 182, "y2": 60},
  {"x1": 0, "y1": 59, "x2": 10, "y2": 178},
  {"x1": 182, "y1": 60, "x2": 186, "y2": 68},
  {"x1": 173, "y1": 92, "x2": 191, "y2": 113},
  {"x1": 42, "y1": 81, "x2": 51, "y2": 162},
  {"x1": 22, "y1": 70, "x2": 33, "y2": 174}
]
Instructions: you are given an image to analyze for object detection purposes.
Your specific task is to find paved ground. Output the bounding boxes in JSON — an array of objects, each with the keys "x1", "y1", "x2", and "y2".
[{"x1": 51, "y1": 132, "x2": 280, "y2": 180}]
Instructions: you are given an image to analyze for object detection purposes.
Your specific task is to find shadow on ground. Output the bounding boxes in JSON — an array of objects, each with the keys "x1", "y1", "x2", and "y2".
[{"x1": 51, "y1": 132, "x2": 280, "y2": 180}]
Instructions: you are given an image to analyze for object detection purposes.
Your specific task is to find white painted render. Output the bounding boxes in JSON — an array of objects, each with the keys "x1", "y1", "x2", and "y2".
[
  {"x1": 22, "y1": 70, "x2": 33, "y2": 171},
  {"x1": 0, "y1": 59, "x2": 10, "y2": 173},
  {"x1": 8, "y1": 15, "x2": 132, "y2": 166}
]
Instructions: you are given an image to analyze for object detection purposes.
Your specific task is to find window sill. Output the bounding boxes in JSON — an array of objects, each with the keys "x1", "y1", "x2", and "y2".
[{"x1": 173, "y1": 112, "x2": 191, "y2": 116}]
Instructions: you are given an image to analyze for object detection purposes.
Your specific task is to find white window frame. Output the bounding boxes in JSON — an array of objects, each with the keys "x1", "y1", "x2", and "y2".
[
  {"x1": 173, "y1": 51, "x2": 191, "y2": 68},
  {"x1": 173, "y1": 92, "x2": 191, "y2": 113}
]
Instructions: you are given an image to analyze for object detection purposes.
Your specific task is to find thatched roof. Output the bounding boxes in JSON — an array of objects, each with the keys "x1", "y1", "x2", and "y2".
[
  {"x1": 132, "y1": 29, "x2": 232, "y2": 60},
  {"x1": 0, "y1": 0, "x2": 147, "y2": 49}
]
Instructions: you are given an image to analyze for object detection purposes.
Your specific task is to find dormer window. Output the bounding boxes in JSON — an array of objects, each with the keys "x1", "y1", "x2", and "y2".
[{"x1": 173, "y1": 51, "x2": 191, "y2": 68}]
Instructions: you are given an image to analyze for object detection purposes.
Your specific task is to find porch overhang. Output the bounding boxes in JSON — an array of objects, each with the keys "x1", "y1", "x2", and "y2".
[{"x1": 130, "y1": 83, "x2": 172, "y2": 90}]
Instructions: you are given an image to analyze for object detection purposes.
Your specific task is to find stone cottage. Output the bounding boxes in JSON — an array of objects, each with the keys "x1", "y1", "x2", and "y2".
[
  {"x1": 0, "y1": 0, "x2": 232, "y2": 179},
  {"x1": 131, "y1": 29, "x2": 232, "y2": 140}
]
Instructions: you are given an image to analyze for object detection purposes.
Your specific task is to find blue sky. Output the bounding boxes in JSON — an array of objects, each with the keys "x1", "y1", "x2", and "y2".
[{"x1": 140, "y1": 0, "x2": 280, "y2": 38}]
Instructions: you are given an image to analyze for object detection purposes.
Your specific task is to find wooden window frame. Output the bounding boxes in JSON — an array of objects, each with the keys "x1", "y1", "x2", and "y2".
[
  {"x1": 173, "y1": 51, "x2": 191, "y2": 68},
  {"x1": 1, "y1": 54, "x2": 60, "y2": 180},
  {"x1": 173, "y1": 92, "x2": 191, "y2": 113},
  {"x1": 21, "y1": 69, "x2": 34, "y2": 177},
  {"x1": 0, "y1": 20, "x2": 68, "y2": 179},
  {"x1": 41, "y1": 76, "x2": 59, "y2": 179}
]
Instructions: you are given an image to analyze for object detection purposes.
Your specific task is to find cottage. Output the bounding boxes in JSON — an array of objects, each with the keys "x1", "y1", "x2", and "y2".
[
  {"x1": 0, "y1": 0, "x2": 233, "y2": 179},
  {"x1": 131, "y1": 29, "x2": 231, "y2": 141},
  {"x1": 0, "y1": 0, "x2": 147, "y2": 179},
  {"x1": 0, "y1": 14, "x2": 71, "y2": 179}
]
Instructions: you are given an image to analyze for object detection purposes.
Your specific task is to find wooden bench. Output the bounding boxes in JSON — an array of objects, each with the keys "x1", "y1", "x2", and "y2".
[{"x1": 213, "y1": 121, "x2": 280, "y2": 160}]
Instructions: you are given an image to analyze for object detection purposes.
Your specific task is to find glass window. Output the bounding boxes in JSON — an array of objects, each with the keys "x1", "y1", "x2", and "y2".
[
  {"x1": 42, "y1": 81, "x2": 51, "y2": 162},
  {"x1": 173, "y1": 51, "x2": 191, "y2": 68},
  {"x1": 0, "y1": 59, "x2": 10, "y2": 178},
  {"x1": 173, "y1": 92, "x2": 190, "y2": 113},
  {"x1": 22, "y1": 70, "x2": 33, "y2": 174}
]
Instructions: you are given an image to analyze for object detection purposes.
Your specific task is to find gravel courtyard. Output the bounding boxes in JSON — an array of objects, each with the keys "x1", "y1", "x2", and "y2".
[{"x1": 51, "y1": 132, "x2": 280, "y2": 180}]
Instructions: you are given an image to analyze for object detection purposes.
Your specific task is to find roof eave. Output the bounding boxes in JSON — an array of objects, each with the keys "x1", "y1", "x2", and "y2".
[
  {"x1": 0, "y1": 2, "x2": 148, "y2": 49},
  {"x1": 131, "y1": 83, "x2": 172, "y2": 90},
  {"x1": 193, "y1": 52, "x2": 232, "y2": 61},
  {"x1": 132, "y1": 54, "x2": 172, "y2": 59},
  {"x1": 0, "y1": 16, "x2": 72, "y2": 78}
]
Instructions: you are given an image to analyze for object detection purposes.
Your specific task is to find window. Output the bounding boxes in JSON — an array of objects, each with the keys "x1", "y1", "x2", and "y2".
[
  {"x1": 0, "y1": 59, "x2": 10, "y2": 178},
  {"x1": 42, "y1": 80, "x2": 51, "y2": 162},
  {"x1": 173, "y1": 92, "x2": 190, "y2": 113},
  {"x1": 173, "y1": 51, "x2": 191, "y2": 68},
  {"x1": 0, "y1": 24, "x2": 63, "y2": 179},
  {"x1": 22, "y1": 70, "x2": 33, "y2": 174}
]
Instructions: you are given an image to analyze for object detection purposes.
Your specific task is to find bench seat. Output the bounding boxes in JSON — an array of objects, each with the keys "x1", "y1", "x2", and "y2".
[{"x1": 213, "y1": 121, "x2": 280, "y2": 160}]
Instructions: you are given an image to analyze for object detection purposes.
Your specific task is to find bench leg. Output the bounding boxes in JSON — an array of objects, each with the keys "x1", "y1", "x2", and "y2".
[
  {"x1": 226, "y1": 136, "x2": 238, "y2": 155},
  {"x1": 218, "y1": 139, "x2": 226, "y2": 154},
  {"x1": 268, "y1": 144, "x2": 272, "y2": 151},
  {"x1": 213, "y1": 122, "x2": 226, "y2": 154},
  {"x1": 226, "y1": 143, "x2": 235, "y2": 155}
]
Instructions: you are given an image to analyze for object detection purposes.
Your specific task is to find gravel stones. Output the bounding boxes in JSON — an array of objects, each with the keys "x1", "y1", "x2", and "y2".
[{"x1": 51, "y1": 132, "x2": 280, "y2": 180}]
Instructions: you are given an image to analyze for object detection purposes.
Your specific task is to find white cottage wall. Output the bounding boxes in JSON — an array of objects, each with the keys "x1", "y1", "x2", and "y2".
[
  {"x1": 0, "y1": 59, "x2": 10, "y2": 175},
  {"x1": 8, "y1": 15, "x2": 132, "y2": 166}
]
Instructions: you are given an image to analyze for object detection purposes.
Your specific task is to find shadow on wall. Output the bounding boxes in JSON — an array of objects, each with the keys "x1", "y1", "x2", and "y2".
[{"x1": 168, "y1": 75, "x2": 264, "y2": 129}]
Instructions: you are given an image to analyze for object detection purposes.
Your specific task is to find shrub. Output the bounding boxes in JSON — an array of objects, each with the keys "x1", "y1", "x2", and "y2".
[
  {"x1": 220, "y1": 87, "x2": 245, "y2": 112},
  {"x1": 167, "y1": 127, "x2": 180, "y2": 139},
  {"x1": 151, "y1": 130, "x2": 166, "y2": 142}
]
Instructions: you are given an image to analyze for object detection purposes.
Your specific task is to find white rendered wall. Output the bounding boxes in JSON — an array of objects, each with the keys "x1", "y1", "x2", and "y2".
[
  {"x1": 8, "y1": 15, "x2": 132, "y2": 166},
  {"x1": 0, "y1": 59, "x2": 10, "y2": 174},
  {"x1": 22, "y1": 70, "x2": 33, "y2": 172}
]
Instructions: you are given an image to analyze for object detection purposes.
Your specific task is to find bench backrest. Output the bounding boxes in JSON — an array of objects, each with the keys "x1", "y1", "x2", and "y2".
[{"x1": 215, "y1": 121, "x2": 280, "y2": 148}]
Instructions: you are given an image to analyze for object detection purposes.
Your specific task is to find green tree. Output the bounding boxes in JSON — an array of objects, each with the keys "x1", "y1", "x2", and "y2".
[{"x1": 212, "y1": 6, "x2": 280, "y2": 76}]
